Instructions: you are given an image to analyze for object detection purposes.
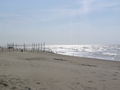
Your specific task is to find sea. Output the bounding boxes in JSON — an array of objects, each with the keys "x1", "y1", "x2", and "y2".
[{"x1": 46, "y1": 45, "x2": 120, "y2": 61}]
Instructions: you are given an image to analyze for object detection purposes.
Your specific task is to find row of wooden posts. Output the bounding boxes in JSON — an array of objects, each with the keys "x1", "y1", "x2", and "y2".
[{"x1": 4, "y1": 43, "x2": 47, "y2": 52}]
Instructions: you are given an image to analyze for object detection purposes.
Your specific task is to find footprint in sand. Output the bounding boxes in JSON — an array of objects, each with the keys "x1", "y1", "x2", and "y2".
[
  {"x1": 88, "y1": 80, "x2": 93, "y2": 83},
  {"x1": 36, "y1": 82, "x2": 41, "y2": 85},
  {"x1": 81, "y1": 85, "x2": 97, "y2": 90},
  {"x1": 112, "y1": 78, "x2": 118, "y2": 80},
  {"x1": 113, "y1": 74, "x2": 117, "y2": 77},
  {"x1": 83, "y1": 87, "x2": 97, "y2": 90},
  {"x1": 100, "y1": 80, "x2": 106, "y2": 82}
]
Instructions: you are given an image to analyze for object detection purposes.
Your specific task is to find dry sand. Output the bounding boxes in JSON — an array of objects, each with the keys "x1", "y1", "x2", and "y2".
[{"x1": 0, "y1": 51, "x2": 120, "y2": 90}]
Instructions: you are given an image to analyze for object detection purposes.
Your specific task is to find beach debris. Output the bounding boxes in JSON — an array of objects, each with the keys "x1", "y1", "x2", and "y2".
[
  {"x1": 53, "y1": 58, "x2": 67, "y2": 61},
  {"x1": 81, "y1": 64, "x2": 97, "y2": 67}
]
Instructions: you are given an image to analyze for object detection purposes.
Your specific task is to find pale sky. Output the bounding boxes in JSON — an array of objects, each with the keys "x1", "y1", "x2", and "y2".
[{"x1": 0, "y1": 0, "x2": 120, "y2": 44}]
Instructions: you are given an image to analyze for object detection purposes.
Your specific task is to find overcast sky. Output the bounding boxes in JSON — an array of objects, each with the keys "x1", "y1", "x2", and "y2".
[{"x1": 0, "y1": 0, "x2": 120, "y2": 45}]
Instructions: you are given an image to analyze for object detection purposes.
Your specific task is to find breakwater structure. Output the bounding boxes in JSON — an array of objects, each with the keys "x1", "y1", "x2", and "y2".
[{"x1": 0, "y1": 43, "x2": 53, "y2": 53}]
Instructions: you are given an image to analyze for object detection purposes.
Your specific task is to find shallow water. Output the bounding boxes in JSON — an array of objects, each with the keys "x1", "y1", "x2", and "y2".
[{"x1": 46, "y1": 45, "x2": 120, "y2": 61}]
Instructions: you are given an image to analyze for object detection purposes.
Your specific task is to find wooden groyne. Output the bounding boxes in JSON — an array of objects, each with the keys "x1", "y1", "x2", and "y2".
[{"x1": 0, "y1": 43, "x2": 53, "y2": 53}]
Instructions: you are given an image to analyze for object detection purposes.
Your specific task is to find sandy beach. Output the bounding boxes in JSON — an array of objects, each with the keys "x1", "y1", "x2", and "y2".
[{"x1": 0, "y1": 51, "x2": 120, "y2": 90}]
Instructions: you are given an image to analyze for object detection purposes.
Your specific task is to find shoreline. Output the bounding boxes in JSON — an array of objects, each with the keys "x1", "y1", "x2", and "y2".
[{"x1": 51, "y1": 52, "x2": 120, "y2": 63}]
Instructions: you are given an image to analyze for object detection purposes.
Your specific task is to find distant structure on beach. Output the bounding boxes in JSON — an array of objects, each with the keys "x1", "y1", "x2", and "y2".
[{"x1": 0, "y1": 43, "x2": 52, "y2": 53}]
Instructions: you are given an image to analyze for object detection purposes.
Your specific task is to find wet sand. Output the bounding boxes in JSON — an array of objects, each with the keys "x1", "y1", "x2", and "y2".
[{"x1": 0, "y1": 51, "x2": 120, "y2": 90}]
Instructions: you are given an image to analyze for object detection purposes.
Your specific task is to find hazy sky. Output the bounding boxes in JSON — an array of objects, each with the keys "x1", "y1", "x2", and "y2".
[{"x1": 0, "y1": 0, "x2": 120, "y2": 44}]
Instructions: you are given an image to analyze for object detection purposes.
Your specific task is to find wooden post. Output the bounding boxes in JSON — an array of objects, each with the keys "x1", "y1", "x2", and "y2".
[
  {"x1": 12, "y1": 43, "x2": 14, "y2": 51},
  {"x1": 23, "y1": 43, "x2": 26, "y2": 52},
  {"x1": 37, "y1": 43, "x2": 39, "y2": 52},
  {"x1": 41, "y1": 43, "x2": 42, "y2": 51},
  {"x1": 35, "y1": 43, "x2": 37, "y2": 52},
  {"x1": 43, "y1": 42, "x2": 45, "y2": 52},
  {"x1": 35, "y1": 43, "x2": 36, "y2": 52},
  {"x1": 15, "y1": 43, "x2": 16, "y2": 51},
  {"x1": 33, "y1": 43, "x2": 35, "y2": 52},
  {"x1": 37, "y1": 43, "x2": 38, "y2": 52},
  {"x1": 32, "y1": 43, "x2": 34, "y2": 52}
]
